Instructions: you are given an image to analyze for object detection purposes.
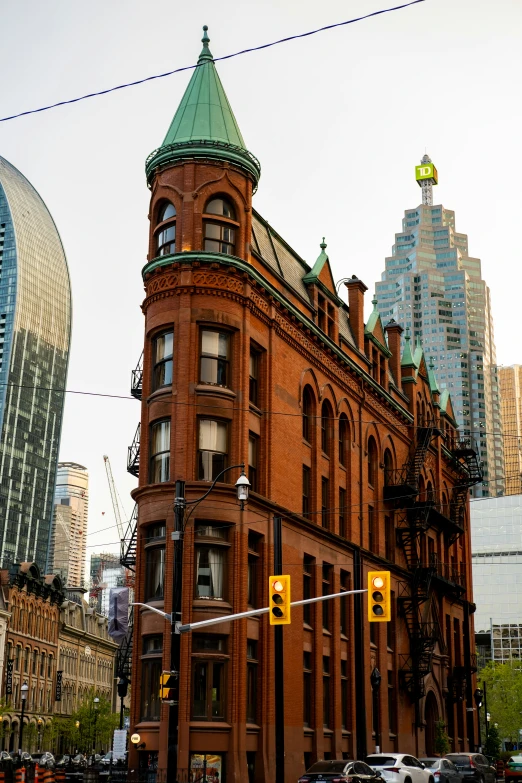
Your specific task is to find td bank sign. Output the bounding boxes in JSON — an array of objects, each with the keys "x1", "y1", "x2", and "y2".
[{"x1": 415, "y1": 163, "x2": 438, "y2": 184}]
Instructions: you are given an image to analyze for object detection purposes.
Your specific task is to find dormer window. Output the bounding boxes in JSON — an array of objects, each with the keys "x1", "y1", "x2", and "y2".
[
  {"x1": 203, "y1": 197, "x2": 238, "y2": 256},
  {"x1": 155, "y1": 201, "x2": 176, "y2": 257}
]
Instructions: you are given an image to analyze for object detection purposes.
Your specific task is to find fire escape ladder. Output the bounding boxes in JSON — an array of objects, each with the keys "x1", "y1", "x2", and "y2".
[
  {"x1": 405, "y1": 423, "x2": 435, "y2": 488},
  {"x1": 131, "y1": 352, "x2": 143, "y2": 400},
  {"x1": 127, "y1": 423, "x2": 140, "y2": 477},
  {"x1": 397, "y1": 502, "x2": 439, "y2": 708},
  {"x1": 120, "y1": 504, "x2": 138, "y2": 572}
]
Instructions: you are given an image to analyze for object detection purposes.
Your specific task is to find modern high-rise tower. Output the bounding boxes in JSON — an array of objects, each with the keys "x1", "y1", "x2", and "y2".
[
  {"x1": 498, "y1": 365, "x2": 522, "y2": 496},
  {"x1": 50, "y1": 462, "x2": 89, "y2": 586},
  {"x1": 375, "y1": 156, "x2": 504, "y2": 497},
  {"x1": 0, "y1": 156, "x2": 72, "y2": 568}
]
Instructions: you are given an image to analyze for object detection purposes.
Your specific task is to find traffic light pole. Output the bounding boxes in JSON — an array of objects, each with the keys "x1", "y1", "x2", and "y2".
[
  {"x1": 273, "y1": 515, "x2": 284, "y2": 783},
  {"x1": 168, "y1": 480, "x2": 185, "y2": 783}
]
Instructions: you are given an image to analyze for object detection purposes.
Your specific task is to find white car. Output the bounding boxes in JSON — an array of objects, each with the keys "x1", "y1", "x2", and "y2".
[{"x1": 366, "y1": 754, "x2": 434, "y2": 783}]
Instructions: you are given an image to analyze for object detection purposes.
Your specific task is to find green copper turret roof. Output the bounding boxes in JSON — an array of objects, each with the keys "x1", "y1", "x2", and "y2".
[
  {"x1": 401, "y1": 327, "x2": 416, "y2": 368},
  {"x1": 427, "y1": 356, "x2": 440, "y2": 394},
  {"x1": 303, "y1": 238, "x2": 329, "y2": 283},
  {"x1": 146, "y1": 26, "x2": 260, "y2": 187},
  {"x1": 413, "y1": 334, "x2": 424, "y2": 368}
]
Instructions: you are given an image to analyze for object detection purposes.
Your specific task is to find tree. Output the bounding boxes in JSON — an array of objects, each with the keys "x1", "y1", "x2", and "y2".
[
  {"x1": 480, "y1": 661, "x2": 522, "y2": 744},
  {"x1": 483, "y1": 723, "x2": 502, "y2": 761},
  {"x1": 434, "y1": 719, "x2": 451, "y2": 757}
]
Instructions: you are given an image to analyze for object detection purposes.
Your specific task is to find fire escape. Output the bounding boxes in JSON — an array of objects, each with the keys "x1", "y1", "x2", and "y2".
[
  {"x1": 385, "y1": 425, "x2": 482, "y2": 716},
  {"x1": 127, "y1": 423, "x2": 140, "y2": 477}
]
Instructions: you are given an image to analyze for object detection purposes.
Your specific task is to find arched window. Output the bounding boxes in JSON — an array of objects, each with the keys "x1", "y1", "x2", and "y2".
[
  {"x1": 383, "y1": 448, "x2": 393, "y2": 486},
  {"x1": 203, "y1": 197, "x2": 238, "y2": 255},
  {"x1": 302, "y1": 387, "x2": 314, "y2": 443},
  {"x1": 339, "y1": 414, "x2": 349, "y2": 467},
  {"x1": 321, "y1": 401, "x2": 333, "y2": 454},
  {"x1": 367, "y1": 437, "x2": 378, "y2": 487},
  {"x1": 155, "y1": 200, "x2": 176, "y2": 257},
  {"x1": 426, "y1": 481, "x2": 435, "y2": 503}
]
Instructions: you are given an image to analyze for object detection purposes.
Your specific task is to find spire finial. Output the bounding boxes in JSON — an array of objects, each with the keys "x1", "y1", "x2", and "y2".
[
  {"x1": 198, "y1": 24, "x2": 213, "y2": 62},
  {"x1": 320, "y1": 237, "x2": 327, "y2": 250},
  {"x1": 429, "y1": 356, "x2": 435, "y2": 369},
  {"x1": 372, "y1": 295, "x2": 378, "y2": 310},
  {"x1": 405, "y1": 326, "x2": 411, "y2": 341}
]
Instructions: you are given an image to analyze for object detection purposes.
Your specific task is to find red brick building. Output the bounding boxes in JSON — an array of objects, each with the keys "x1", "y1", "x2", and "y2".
[{"x1": 128, "y1": 27, "x2": 481, "y2": 782}]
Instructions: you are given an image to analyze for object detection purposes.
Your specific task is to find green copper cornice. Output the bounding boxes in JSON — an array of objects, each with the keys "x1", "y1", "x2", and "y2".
[
  {"x1": 146, "y1": 26, "x2": 260, "y2": 188},
  {"x1": 142, "y1": 251, "x2": 413, "y2": 426}
]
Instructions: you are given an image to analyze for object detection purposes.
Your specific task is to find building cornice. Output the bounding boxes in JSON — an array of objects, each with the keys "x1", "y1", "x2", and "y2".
[{"x1": 141, "y1": 252, "x2": 414, "y2": 428}]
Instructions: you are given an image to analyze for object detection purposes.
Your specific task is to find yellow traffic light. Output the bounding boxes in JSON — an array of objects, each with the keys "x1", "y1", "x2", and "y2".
[
  {"x1": 269, "y1": 575, "x2": 291, "y2": 625},
  {"x1": 368, "y1": 570, "x2": 391, "y2": 622},
  {"x1": 159, "y1": 671, "x2": 178, "y2": 700}
]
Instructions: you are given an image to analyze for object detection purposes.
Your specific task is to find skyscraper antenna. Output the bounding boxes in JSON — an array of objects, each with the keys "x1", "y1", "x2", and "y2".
[{"x1": 415, "y1": 153, "x2": 438, "y2": 206}]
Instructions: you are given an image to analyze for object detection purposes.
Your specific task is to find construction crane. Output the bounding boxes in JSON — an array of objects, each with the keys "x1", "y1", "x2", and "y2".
[{"x1": 103, "y1": 455, "x2": 124, "y2": 540}]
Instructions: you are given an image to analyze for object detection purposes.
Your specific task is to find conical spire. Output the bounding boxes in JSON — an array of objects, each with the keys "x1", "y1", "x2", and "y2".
[
  {"x1": 146, "y1": 26, "x2": 260, "y2": 187},
  {"x1": 401, "y1": 327, "x2": 416, "y2": 368},
  {"x1": 427, "y1": 356, "x2": 441, "y2": 394}
]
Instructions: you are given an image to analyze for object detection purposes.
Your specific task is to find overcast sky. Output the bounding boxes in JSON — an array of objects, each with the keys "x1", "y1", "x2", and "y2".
[{"x1": 1, "y1": 0, "x2": 521, "y2": 560}]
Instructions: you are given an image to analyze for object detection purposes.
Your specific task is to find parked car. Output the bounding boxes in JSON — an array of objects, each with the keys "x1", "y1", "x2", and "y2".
[
  {"x1": 366, "y1": 754, "x2": 434, "y2": 783},
  {"x1": 419, "y1": 758, "x2": 462, "y2": 783},
  {"x1": 31, "y1": 753, "x2": 55, "y2": 769},
  {"x1": 505, "y1": 757, "x2": 522, "y2": 782},
  {"x1": 101, "y1": 752, "x2": 118, "y2": 766},
  {"x1": 0, "y1": 751, "x2": 14, "y2": 765},
  {"x1": 71, "y1": 754, "x2": 88, "y2": 769},
  {"x1": 299, "y1": 760, "x2": 383, "y2": 782},
  {"x1": 55, "y1": 755, "x2": 72, "y2": 768},
  {"x1": 445, "y1": 755, "x2": 496, "y2": 783}
]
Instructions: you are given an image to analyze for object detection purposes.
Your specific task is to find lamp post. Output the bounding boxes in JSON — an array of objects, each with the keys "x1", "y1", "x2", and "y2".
[
  {"x1": 474, "y1": 688, "x2": 483, "y2": 752},
  {"x1": 166, "y1": 465, "x2": 250, "y2": 783},
  {"x1": 91, "y1": 697, "x2": 99, "y2": 764},
  {"x1": 75, "y1": 720, "x2": 80, "y2": 754},
  {"x1": 37, "y1": 718, "x2": 43, "y2": 752},
  {"x1": 19, "y1": 681, "x2": 28, "y2": 757},
  {"x1": 370, "y1": 668, "x2": 382, "y2": 753}
]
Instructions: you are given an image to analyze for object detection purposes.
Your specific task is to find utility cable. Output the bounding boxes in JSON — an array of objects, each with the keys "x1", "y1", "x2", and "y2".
[{"x1": 0, "y1": 1, "x2": 426, "y2": 124}]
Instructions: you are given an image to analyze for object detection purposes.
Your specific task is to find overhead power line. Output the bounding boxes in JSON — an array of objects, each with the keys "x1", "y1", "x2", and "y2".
[{"x1": 0, "y1": 0, "x2": 426, "y2": 124}]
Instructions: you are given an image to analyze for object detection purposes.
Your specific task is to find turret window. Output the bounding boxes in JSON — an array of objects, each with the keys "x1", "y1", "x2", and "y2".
[
  {"x1": 203, "y1": 197, "x2": 238, "y2": 256},
  {"x1": 155, "y1": 201, "x2": 176, "y2": 257}
]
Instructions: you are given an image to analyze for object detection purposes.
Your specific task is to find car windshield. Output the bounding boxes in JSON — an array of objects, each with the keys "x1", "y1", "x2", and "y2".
[
  {"x1": 366, "y1": 757, "x2": 399, "y2": 766},
  {"x1": 308, "y1": 762, "x2": 348, "y2": 773},
  {"x1": 510, "y1": 759, "x2": 522, "y2": 765},
  {"x1": 420, "y1": 761, "x2": 440, "y2": 769},
  {"x1": 448, "y1": 756, "x2": 472, "y2": 765}
]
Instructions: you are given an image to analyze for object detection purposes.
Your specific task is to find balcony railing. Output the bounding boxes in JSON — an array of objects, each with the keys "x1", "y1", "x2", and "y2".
[
  {"x1": 429, "y1": 553, "x2": 466, "y2": 593},
  {"x1": 127, "y1": 423, "x2": 140, "y2": 477}
]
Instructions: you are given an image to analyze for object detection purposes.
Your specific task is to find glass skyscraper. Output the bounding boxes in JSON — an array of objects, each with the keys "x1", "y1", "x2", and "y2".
[
  {"x1": 375, "y1": 158, "x2": 504, "y2": 497},
  {"x1": 0, "y1": 155, "x2": 71, "y2": 569},
  {"x1": 50, "y1": 462, "x2": 89, "y2": 587}
]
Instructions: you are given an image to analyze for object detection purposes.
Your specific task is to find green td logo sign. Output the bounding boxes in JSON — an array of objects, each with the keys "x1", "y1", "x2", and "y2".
[{"x1": 415, "y1": 163, "x2": 438, "y2": 184}]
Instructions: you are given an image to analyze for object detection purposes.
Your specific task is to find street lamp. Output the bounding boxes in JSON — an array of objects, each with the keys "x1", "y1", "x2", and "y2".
[
  {"x1": 19, "y1": 681, "x2": 28, "y2": 757},
  {"x1": 37, "y1": 718, "x2": 43, "y2": 752},
  {"x1": 91, "y1": 697, "x2": 100, "y2": 765},
  {"x1": 235, "y1": 470, "x2": 250, "y2": 510},
  {"x1": 75, "y1": 721, "x2": 80, "y2": 754},
  {"x1": 370, "y1": 668, "x2": 382, "y2": 754},
  {"x1": 474, "y1": 688, "x2": 483, "y2": 752}
]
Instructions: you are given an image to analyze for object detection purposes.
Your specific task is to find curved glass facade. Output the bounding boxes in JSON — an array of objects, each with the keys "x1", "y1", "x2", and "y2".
[{"x1": 0, "y1": 156, "x2": 71, "y2": 569}]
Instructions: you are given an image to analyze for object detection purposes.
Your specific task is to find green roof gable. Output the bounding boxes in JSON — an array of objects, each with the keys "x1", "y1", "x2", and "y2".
[
  {"x1": 146, "y1": 27, "x2": 260, "y2": 187},
  {"x1": 401, "y1": 327, "x2": 416, "y2": 369},
  {"x1": 427, "y1": 356, "x2": 441, "y2": 395}
]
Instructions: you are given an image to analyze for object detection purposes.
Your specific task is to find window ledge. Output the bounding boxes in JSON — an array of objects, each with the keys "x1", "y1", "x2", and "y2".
[
  {"x1": 195, "y1": 383, "x2": 236, "y2": 399},
  {"x1": 322, "y1": 629, "x2": 332, "y2": 637},
  {"x1": 246, "y1": 722, "x2": 260, "y2": 731},
  {"x1": 323, "y1": 728, "x2": 334, "y2": 736},
  {"x1": 249, "y1": 403, "x2": 262, "y2": 417},
  {"x1": 303, "y1": 623, "x2": 313, "y2": 631},
  {"x1": 135, "y1": 720, "x2": 161, "y2": 729},
  {"x1": 192, "y1": 599, "x2": 233, "y2": 613},
  {"x1": 303, "y1": 727, "x2": 314, "y2": 736},
  {"x1": 189, "y1": 720, "x2": 231, "y2": 730},
  {"x1": 147, "y1": 386, "x2": 173, "y2": 404}
]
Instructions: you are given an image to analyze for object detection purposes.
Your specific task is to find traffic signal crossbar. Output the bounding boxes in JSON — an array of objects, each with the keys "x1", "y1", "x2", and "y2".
[{"x1": 177, "y1": 587, "x2": 369, "y2": 633}]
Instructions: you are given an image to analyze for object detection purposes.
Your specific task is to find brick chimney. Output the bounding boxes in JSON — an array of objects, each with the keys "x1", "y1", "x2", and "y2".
[
  {"x1": 345, "y1": 276, "x2": 368, "y2": 351},
  {"x1": 384, "y1": 319, "x2": 404, "y2": 388}
]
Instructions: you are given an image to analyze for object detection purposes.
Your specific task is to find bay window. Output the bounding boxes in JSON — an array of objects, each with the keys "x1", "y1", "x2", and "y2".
[
  {"x1": 198, "y1": 419, "x2": 228, "y2": 481},
  {"x1": 152, "y1": 330, "x2": 173, "y2": 390},
  {"x1": 194, "y1": 524, "x2": 229, "y2": 600},
  {"x1": 150, "y1": 420, "x2": 170, "y2": 483},
  {"x1": 192, "y1": 635, "x2": 228, "y2": 721},
  {"x1": 200, "y1": 330, "x2": 230, "y2": 386}
]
